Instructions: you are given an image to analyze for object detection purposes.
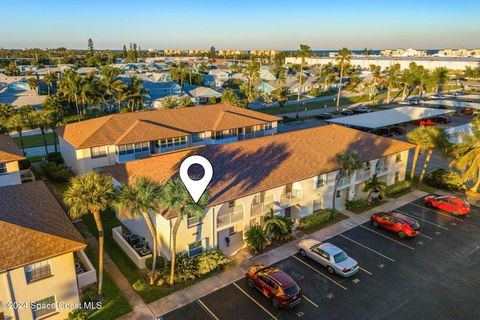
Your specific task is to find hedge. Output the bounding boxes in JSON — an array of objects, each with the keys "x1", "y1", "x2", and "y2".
[
  {"x1": 298, "y1": 209, "x2": 338, "y2": 232},
  {"x1": 385, "y1": 180, "x2": 412, "y2": 197},
  {"x1": 424, "y1": 169, "x2": 464, "y2": 191}
]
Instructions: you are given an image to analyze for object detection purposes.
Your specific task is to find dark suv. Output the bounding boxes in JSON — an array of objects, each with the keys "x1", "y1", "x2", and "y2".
[{"x1": 246, "y1": 264, "x2": 302, "y2": 308}]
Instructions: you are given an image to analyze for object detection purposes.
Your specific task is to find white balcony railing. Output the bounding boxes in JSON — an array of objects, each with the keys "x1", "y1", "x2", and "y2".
[
  {"x1": 217, "y1": 205, "x2": 244, "y2": 228},
  {"x1": 337, "y1": 176, "x2": 351, "y2": 189},
  {"x1": 279, "y1": 190, "x2": 302, "y2": 207},
  {"x1": 251, "y1": 195, "x2": 275, "y2": 217},
  {"x1": 375, "y1": 165, "x2": 388, "y2": 175},
  {"x1": 356, "y1": 170, "x2": 371, "y2": 182}
]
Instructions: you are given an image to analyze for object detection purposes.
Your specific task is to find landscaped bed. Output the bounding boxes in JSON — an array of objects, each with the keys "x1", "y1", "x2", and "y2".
[
  {"x1": 346, "y1": 198, "x2": 387, "y2": 214},
  {"x1": 298, "y1": 209, "x2": 349, "y2": 234}
]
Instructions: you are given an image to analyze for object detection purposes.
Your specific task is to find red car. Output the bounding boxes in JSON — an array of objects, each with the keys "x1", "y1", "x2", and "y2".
[
  {"x1": 246, "y1": 264, "x2": 302, "y2": 308},
  {"x1": 418, "y1": 119, "x2": 435, "y2": 126},
  {"x1": 370, "y1": 212, "x2": 420, "y2": 238},
  {"x1": 424, "y1": 195, "x2": 471, "y2": 215}
]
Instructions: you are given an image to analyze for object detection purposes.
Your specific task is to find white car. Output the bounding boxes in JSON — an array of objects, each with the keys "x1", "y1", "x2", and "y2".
[
  {"x1": 297, "y1": 239, "x2": 359, "y2": 277},
  {"x1": 429, "y1": 94, "x2": 445, "y2": 100}
]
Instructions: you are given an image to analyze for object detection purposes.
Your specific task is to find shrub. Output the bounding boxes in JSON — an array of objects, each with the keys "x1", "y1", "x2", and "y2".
[
  {"x1": 345, "y1": 198, "x2": 369, "y2": 210},
  {"x1": 47, "y1": 151, "x2": 64, "y2": 165},
  {"x1": 244, "y1": 225, "x2": 268, "y2": 252},
  {"x1": 299, "y1": 209, "x2": 338, "y2": 231},
  {"x1": 145, "y1": 256, "x2": 165, "y2": 272},
  {"x1": 164, "y1": 253, "x2": 198, "y2": 283},
  {"x1": 385, "y1": 180, "x2": 412, "y2": 197},
  {"x1": 80, "y1": 286, "x2": 97, "y2": 304},
  {"x1": 40, "y1": 162, "x2": 73, "y2": 182},
  {"x1": 196, "y1": 250, "x2": 229, "y2": 275},
  {"x1": 66, "y1": 309, "x2": 89, "y2": 320},
  {"x1": 271, "y1": 216, "x2": 294, "y2": 241},
  {"x1": 424, "y1": 169, "x2": 464, "y2": 191}
]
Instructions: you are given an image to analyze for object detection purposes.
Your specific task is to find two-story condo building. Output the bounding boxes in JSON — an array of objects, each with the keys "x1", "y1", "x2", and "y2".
[
  {"x1": 56, "y1": 104, "x2": 281, "y2": 175},
  {"x1": 105, "y1": 125, "x2": 414, "y2": 259},
  {"x1": 0, "y1": 135, "x2": 25, "y2": 187},
  {"x1": 0, "y1": 181, "x2": 96, "y2": 320}
]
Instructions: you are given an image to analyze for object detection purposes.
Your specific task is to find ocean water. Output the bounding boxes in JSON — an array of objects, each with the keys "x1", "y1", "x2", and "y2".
[{"x1": 284, "y1": 49, "x2": 440, "y2": 56}]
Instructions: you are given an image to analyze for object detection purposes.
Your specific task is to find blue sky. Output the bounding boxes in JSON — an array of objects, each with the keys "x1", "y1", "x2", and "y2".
[{"x1": 1, "y1": 0, "x2": 479, "y2": 50}]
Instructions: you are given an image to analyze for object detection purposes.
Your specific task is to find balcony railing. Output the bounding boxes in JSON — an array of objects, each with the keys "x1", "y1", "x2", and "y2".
[
  {"x1": 338, "y1": 176, "x2": 350, "y2": 189},
  {"x1": 217, "y1": 205, "x2": 244, "y2": 228},
  {"x1": 279, "y1": 190, "x2": 302, "y2": 207},
  {"x1": 375, "y1": 165, "x2": 388, "y2": 175},
  {"x1": 356, "y1": 170, "x2": 371, "y2": 182},
  {"x1": 251, "y1": 196, "x2": 274, "y2": 217}
]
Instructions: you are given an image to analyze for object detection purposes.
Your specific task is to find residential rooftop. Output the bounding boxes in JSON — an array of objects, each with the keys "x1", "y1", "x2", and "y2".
[
  {"x1": 0, "y1": 134, "x2": 24, "y2": 163},
  {"x1": 0, "y1": 181, "x2": 86, "y2": 272},
  {"x1": 105, "y1": 124, "x2": 415, "y2": 215},
  {"x1": 57, "y1": 104, "x2": 281, "y2": 149}
]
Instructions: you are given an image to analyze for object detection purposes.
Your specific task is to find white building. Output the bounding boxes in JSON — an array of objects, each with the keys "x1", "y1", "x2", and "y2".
[{"x1": 0, "y1": 135, "x2": 24, "y2": 187}]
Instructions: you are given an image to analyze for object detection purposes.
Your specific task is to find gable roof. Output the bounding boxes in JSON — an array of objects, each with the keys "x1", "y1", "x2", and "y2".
[
  {"x1": 105, "y1": 125, "x2": 415, "y2": 215},
  {"x1": 0, "y1": 181, "x2": 86, "y2": 272},
  {"x1": 0, "y1": 134, "x2": 25, "y2": 163},
  {"x1": 57, "y1": 104, "x2": 281, "y2": 149}
]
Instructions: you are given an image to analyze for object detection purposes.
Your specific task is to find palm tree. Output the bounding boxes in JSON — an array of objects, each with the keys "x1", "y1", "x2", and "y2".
[
  {"x1": 63, "y1": 172, "x2": 115, "y2": 297},
  {"x1": 27, "y1": 109, "x2": 50, "y2": 155},
  {"x1": 385, "y1": 64, "x2": 400, "y2": 104},
  {"x1": 363, "y1": 175, "x2": 387, "y2": 200},
  {"x1": 296, "y1": 44, "x2": 312, "y2": 118},
  {"x1": 28, "y1": 77, "x2": 39, "y2": 94},
  {"x1": 407, "y1": 126, "x2": 450, "y2": 181},
  {"x1": 244, "y1": 225, "x2": 268, "y2": 252},
  {"x1": 399, "y1": 69, "x2": 415, "y2": 100},
  {"x1": 357, "y1": 82, "x2": 379, "y2": 105},
  {"x1": 0, "y1": 103, "x2": 14, "y2": 134},
  {"x1": 221, "y1": 88, "x2": 240, "y2": 107},
  {"x1": 271, "y1": 86, "x2": 289, "y2": 108},
  {"x1": 100, "y1": 67, "x2": 126, "y2": 111},
  {"x1": 160, "y1": 178, "x2": 209, "y2": 285},
  {"x1": 263, "y1": 209, "x2": 288, "y2": 241},
  {"x1": 178, "y1": 96, "x2": 193, "y2": 108},
  {"x1": 415, "y1": 66, "x2": 430, "y2": 98},
  {"x1": 116, "y1": 176, "x2": 163, "y2": 284},
  {"x1": 161, "y1": 96, "x2": 178, "y2": 109},
  {"x1": 43, "y1": 72, "x2": 56, "y2": 96},
  {"x1": 335, "y1": 48, "x2": 352, "y2": 111},
  {"x1": 6, "y1": 114, "x2": 26, "y2": 154},
  {"x1": 122, "y1": 76, "x2": 149, "y2": 112},
  {"x1": 333, "y1": 151, "x2": 363, "y2": 210},
  {"x1": 42, "y1": 96, "x2": 65, "y2": 153},
  {"x1": 431, "y1": 67, "x2": 449, "y2": 93},
  {"x1": 241, "y1": 60, "x2": 261, "y2": 107},
  {"x1": 58, "y1": 70, "x2": 83, "y2": 121}
]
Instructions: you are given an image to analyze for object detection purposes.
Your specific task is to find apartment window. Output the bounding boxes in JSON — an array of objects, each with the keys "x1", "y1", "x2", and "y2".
[
  {"x1": 315, "y1": 174, "x2": 326, "y2": 188},
  {"x1": 192, "y1": 132, "x2": 206, "y2": 142},
  {"x1": 214, "y1": 129, "x2": 235, "y2": 140},
  {"x1": 188, "y1": 240, "x2": 204, "y2": 257},
  {"x1": 313, "y1": 198, "x2": 322, "y2": 211},
  {"x1": 228, "y1": 226, "x2": 236, "y2": 236},
  {"x1": 159, "y1": 136, "x2": 187, "y2": 149},
  {"x1": 395, "y1": 172, "x2": 400, "y2": 183},
  {"x1": 336, "y1": 190, "x2": 341, "y2": 198},
  {"x1": 134, "y1": 142, "x2": 149, "y2": 153},
  {"x1": 0, "y1": 163, "x2": 7, "y2": 174},
  {"x1": 118, "y1": 142, "x2": 149, "y2": 155},
  {"x1": 228, "y1": 200, "x2": 235, "y2": 208},
  {"x1": 90, "y1": 146, "x2": 107, "y2": 159},
  {"x1": 25, "y1": 260, "x2": 52, "y2": 283},
  {"x1": 32, "y1": 296, "x2": 57, "y2": 319},
  {"x1": 187, "y1": 213, "x2": 202, "y2": 228},
  {"x1": 265, "y1": 122, "x2": 273, "y2": 130},
  {"x1": 396, "y1": 153, "x2": 402, "y2": 163}
]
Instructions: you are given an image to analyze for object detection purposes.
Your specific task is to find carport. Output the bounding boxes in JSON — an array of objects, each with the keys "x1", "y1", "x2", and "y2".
[{"x1": 326, "y1": 106, "x2": 455, "y2": 135}]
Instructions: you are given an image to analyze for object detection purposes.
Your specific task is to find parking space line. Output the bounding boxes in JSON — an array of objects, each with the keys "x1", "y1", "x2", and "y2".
[
  {"x1": 359, "y1": 225, "x2": 415, "y2": 250},
  {"x1": 396, "y1": 209, "x2": 449, "y2": 230},
  {"x1": 291, "y1": 255, "x2": 348, "y2": 290},
  {"x1": 418, "y1": 233, "x2": 433, "y2": 240},
  {"x1": 360, "y1": 267, "x2": 373, "y2": 275},
  {"x1": 303, "y1": 294, "x2": 319, "y2": 308},
  {"x1": 197, "y1": 298, "x2": 220, "y2": 320},
  {"x1": 409, "y1": 203, "x2": 463, "y2": 221},
  {"x1": 339, "y1": 234, "x2": 395, "y2": 262},
  {"x1": 233, "y1": 283, "x2": 279, "y2": 320}
]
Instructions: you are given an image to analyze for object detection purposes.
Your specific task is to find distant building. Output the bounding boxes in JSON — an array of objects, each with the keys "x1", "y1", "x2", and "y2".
[{"x1": 0, "y1": 135, "x2": 24, "y2": 187}]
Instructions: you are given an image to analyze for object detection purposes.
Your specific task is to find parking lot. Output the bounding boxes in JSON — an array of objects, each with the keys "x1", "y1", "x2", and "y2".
[{"x1": 161, "y1": 195, "x2": 480, "y2": 320}]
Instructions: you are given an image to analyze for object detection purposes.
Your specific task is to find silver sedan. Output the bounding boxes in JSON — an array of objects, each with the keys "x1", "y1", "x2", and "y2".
[{"x1": 297, "y1": 239, "x2": 359, "y2": 277}]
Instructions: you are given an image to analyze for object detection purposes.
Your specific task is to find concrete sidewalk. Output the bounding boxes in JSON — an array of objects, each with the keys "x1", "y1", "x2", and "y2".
[{"x1": 146, "y1": 189, "x2": 428, "y2": 318}]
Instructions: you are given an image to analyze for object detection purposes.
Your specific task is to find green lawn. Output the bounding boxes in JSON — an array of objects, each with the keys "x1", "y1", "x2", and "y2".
[
  {"x1": 13, "y1": 133, "x2": 56, "y2": 148},
  {"x1": 82, "y1": 209, "x2": 230, "y2": 304},
  {"x1": 82, "y1": 247, "x2": 132, "y2": 320}
]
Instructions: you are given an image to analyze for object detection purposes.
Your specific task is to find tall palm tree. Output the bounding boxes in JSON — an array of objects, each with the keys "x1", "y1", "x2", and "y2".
[
  {"x1": 335, "y1": 48, "x2": 352, "y2": 111},
  {"x1": 296, "y1": 44, "x2": 312, "y2": 118},
  {"x1": 385, "y1": 64, "x2": 400, "y2": 104},
  {"x1": 363, "y1": 175, "x2": 387, "y2": 200},
  {"x1": 0, "y1": 103, "x2": 14, "y2": 134},
  {"x1": 399, "y1": 69, "x2": 414, "y2": 100},
  {"x1": 28, "y1": 77, "x2": 39, "y2": 94},
  {"x1": 58, "y1": 70, "x2": 83, "y2": 121},
  {"x1": 100, "y1": 67, "x2": 126, "y2": 111},
  {"x1": 407, "y1": 126, "x2": 450, "y2": 181},
  {"x1": 6, "y1": 114, "x2": 26, "y2": 154},
  {"x1": 42, "y1": 95, "x2": 65, "y2": 153},
  {"x1": 43, "y1": 72, "x2": 56, "y2": 96},
  {"x1": 161, "y1": 96, "x2": 178, "y2": 109},
  {"x1": 221, "y1": 88, "x2": 240, "y2": 107},
  {"x1": 116, "y1": 176, "x2": 163, "y2": 285},
  {"x1": 27, "y1": 109, "x2": 50, "y2": 156},
  {"x1": 63, "y1": 172, "x2": 115, "y2": 297},
  {"x1": 333, "y1": 151, "x2": 363, "y2": 210},
  {"x1": 415, "y1": 66, "x2": 430, "y2": 98},
  {"x1": 178, "y1": 96, "x2": 193, "y2": 108},
  {"x1": 122, "y1": 76, "x2": 149, "y2": 112},
  {"x1": 241, "y1": 60, "x2": 261, "y2": 108},
  {"x1": 357, "y1": 82, "x2": 379, "y2": 105},
  {"x1": 160, "y1": 178, "x2": 209, "y2": 285},
  {"x1": 271, "y1": 86, "x2": 289, "y2": 108},
  {"x1": 431, "y1": 67, "x2": 449, "y2": 93}
]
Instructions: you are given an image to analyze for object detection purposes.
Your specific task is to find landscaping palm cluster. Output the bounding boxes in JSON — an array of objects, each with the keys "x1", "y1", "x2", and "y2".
[{"x1": 244, "y1": 209, "x2": 293, "y2": 252}]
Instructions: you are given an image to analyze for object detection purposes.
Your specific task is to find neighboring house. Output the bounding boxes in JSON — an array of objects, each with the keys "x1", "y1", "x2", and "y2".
[
  {"x1": 260, "y1": 66, "x2": 277, "y2": 81},
  {"x1": 202, "y1": 74, "x2": 216, "y2": 87},
  {"x1": 445, "y1": 123, "x2": 473, "y2": 144},
  {"x1": 183, "y1": 85, "x2": 221, "y2": 104},
  {"x1": 143, "y1": 81, "x2": 182, "y2": 100},
  {"x1": 257, "y1": 81, "x2": 280, "y2": 95},
  {"x1": 286, "y1": 75, "x2": 322, "y2": 94},
  {"x1": 56, "y1": 104, "x2": 281, "y2": 174},
  {"x1": 105, "y1": 125, "x2": 414, "y2": 258},
  {"x1": 0, "y1": 181, "x2": 96, "y2": 320},
  {"x1": 0, "y1": 135, "x2": 25, "y2": 187},
  {"x1": 208, "y1": 69, "x2": 231, "y2": 86}
]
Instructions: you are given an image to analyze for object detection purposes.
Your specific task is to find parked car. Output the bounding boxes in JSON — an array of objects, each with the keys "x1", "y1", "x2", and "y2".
[
  {"x1": 390, "y1": 126, "x2": 406, "y2": 135},
  {"x1": 424, "y1": 195, "x2": 471, "y2": 215},
  {"x1": 341, "y1": 108, "x2": 354, "y2": 116},
  {"x1": 408, "y1": 98, "x2": 421, "y2": 105},
  {"x1": 452, "y1": 92, "x2": 464, "y2": 98},
  {"x1": 297, "y1": 239, "x2": 359, "y2": 277},
  {"x1": 461, "y1": 108, "x2": 477, "y2": 115},
  {"x1": 372, "y1": 128, "x2": 394, "y2": 137},
  {"x1": 370, "y1": 212, "x2": 421, "y2": 238},
  {"x1": 415, "y1": 119, "x2": 435, "y2": 126},
  {"x1": 314, "y1": 113, "x2": 333, "y2": 120},
  {"x1": 353, "y1": 105, "x2": 373, "y2": 113},
  {"x1": 398, "y1": 100, "x2": 411, "y2": 105},
  {"x1": 432, "y1": 116, "x2": 450, "y2": 124},
  {"x1": 246, "y1": 264, "x2": 302, "y2": 308},
  {"x1": 429, "y1": 94, "x2": 445, "y2": 100}
]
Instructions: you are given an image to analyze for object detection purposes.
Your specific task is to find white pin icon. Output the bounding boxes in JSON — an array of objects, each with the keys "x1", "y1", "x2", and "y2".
[{"x1": 179, "y1": 155, "x2": 213, "y2": 203}]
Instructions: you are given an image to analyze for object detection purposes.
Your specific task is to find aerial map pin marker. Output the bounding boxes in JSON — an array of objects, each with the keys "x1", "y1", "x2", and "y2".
[{"x1": 179, "y1": 155, "x2": 213, "y2": 203}]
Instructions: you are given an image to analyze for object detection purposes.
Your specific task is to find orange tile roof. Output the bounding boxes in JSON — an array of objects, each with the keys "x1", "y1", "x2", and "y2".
[
  {"x1": 105, "y1": 125, "x2": 415, "y2": 216},
  {"x1": 0, "y1": 181, "x2": 86, "y2": 272},
  {"x1": 0, "y1": 134, "x2": 25, "y2": 163},
  {"x1": 57, "y1": 104, "x2": 281, "y2": 149}
]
